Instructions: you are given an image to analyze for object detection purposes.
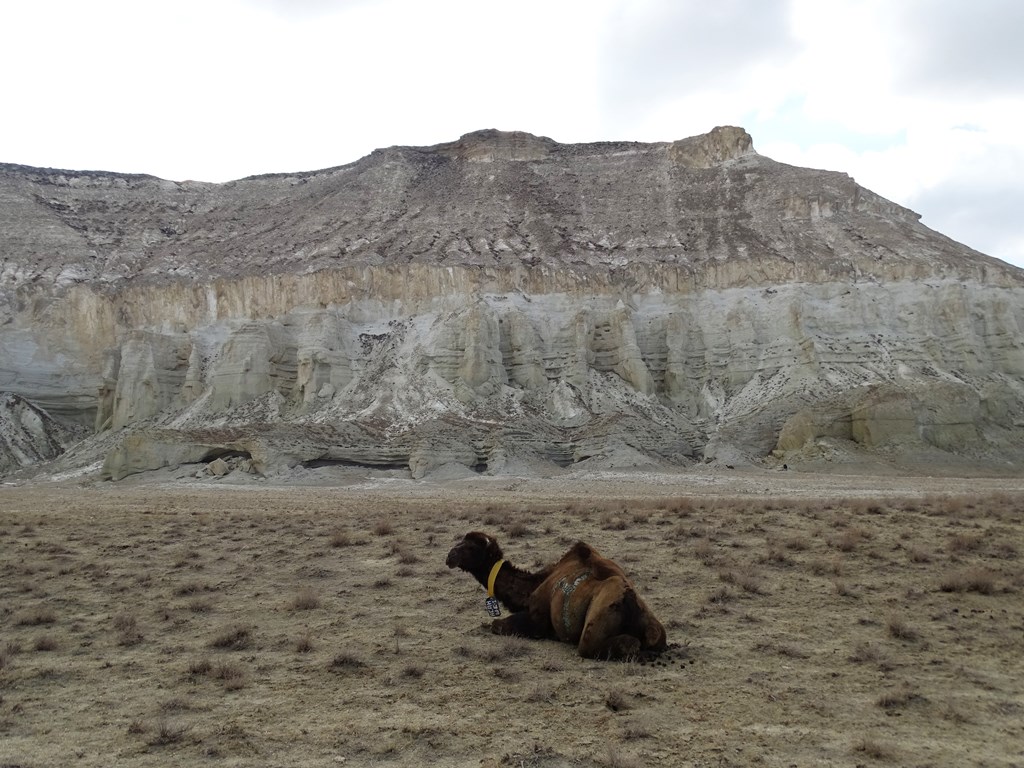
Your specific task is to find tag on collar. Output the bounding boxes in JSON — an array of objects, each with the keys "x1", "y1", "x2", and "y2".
[{"x1": 485, "y1": 597, "x2": 501, "y2": 617}]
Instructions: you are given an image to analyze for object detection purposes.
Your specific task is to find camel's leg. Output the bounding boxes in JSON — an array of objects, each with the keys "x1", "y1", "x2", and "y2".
[{"x1": 491, "y1": 611, "x2": 546, "y2": 639}]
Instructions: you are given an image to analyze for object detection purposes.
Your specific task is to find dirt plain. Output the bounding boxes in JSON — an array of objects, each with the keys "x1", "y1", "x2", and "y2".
[{"x1": 1, "y1": 467, "x2": 1023, "y2": 768}]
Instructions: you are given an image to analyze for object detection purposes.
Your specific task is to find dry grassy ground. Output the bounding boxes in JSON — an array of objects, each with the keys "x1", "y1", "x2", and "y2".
[{"x1": 1, "y1": 470, "x2": 1023, "y2": 767}]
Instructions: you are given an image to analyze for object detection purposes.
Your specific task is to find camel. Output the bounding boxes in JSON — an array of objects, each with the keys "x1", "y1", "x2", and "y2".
[{"x1": 446, "y1": 532, "x2": 667, "y2": 660}]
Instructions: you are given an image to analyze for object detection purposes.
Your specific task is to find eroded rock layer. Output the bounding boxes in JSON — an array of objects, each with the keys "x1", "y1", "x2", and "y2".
[{"x1": 2, "y1": 126, "x2": 1023, "y2": 479}]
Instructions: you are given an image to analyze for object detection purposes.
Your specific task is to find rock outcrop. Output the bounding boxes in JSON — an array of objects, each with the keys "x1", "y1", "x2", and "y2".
[
  {"x1": 2, "y1": 126, "x2": 1023, "y2": 480},
  {"x1": 0, "y1": 393, "x2": 87, "y2": 475}
]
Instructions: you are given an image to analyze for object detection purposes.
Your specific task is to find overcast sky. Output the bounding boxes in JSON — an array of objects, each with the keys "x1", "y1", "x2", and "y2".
[{"x1": 3, "y1": 0, "x2": 1023, "y2": 269}]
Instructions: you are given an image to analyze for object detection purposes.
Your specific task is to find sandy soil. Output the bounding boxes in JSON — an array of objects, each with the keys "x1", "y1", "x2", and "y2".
[{"x1": 2, "y1": 468, "x2": 1023, "y2": 767}]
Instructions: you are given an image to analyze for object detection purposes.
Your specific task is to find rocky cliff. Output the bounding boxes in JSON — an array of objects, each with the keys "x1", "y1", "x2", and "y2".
[{"x1": 2, "y1": 126, "x2": 1023, "y2": 480}]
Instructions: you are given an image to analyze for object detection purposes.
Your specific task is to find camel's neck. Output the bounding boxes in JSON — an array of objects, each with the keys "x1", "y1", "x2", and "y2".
[{"x1": 469, "y1": 558, "x2": 543, "y2": 613}]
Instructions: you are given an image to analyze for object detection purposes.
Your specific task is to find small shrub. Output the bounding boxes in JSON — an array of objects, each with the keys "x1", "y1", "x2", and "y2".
[
  {"x1": 605, "y1": 689, "x2": 630, "y2": 711},
  {"x1": 783, "y1": 535, "x2": 810, "y2": 551},
  {"x1": 174, "y1": 580, "x2": 212, "y2": 596},
  {"x1": 148, "y1": 720, "x2": 190, "y2": 746},
  {"x1": 290, "y1": 587, "x2": 320, "y2": 610},
  {"x1": 187, "y1": 598, "x2": 213, "y2": 613},
  {"x1": 833, "y1": 580, "x2": 858, "y2": 598},
  {"x1": 15, "y1": 607, "x2": 56, "y2": 626},
  {"x1": 505, "y1": 521, "x2": 531, "y2": 538},
  {"x1": 887, "y1": 616, "x2": 919, "y2": 641},
  {"x1": 622, "y1": 723, "x2": 652, "y2": 740},
  {"x1": 600, "y1": 514, "x2": 628, "y2": 531},
  {"x1": 329, "y1": 652, "x2": 367, "y2": 671},
  {"x1": 294, "y1": 633, "x2": 314, "y2": 653},
  {"x1": 939, "y1": 567, "x2": 998, "y2": 594},
  {"x1": 118, "y1": 629, "x2": 144, "y2": 647},
  {"x1": 492, "y1": 667, "x2": 521, "y2": 682},
  {"x1": 187, "y1": 658, "x2": 213, "y2": 677},
  {"x1": 706, "y1": 586, "x2": 733, "y2": 604},
  {"x1": 112, "y1": 612, "x2": 137, "y2": 632},
  {"x1": 394, "y1": 547, "x2": 420, "y2": 565},
  {"x1": 907, "y1": 546, "x2": 932, "y2": 563},
  {"x1": 948, "y1": 533, "x2": 983, "y2": 553},
  {"x1": 400, "y1": 663, "x2": 425, "y2": 679},
  {"x1": 159, "y1": 697, "x2": 192, "y2": 713},
  {"x1": 209, "y1": 625, "x2": 251, "y2": 650},
  {"x1": 761, "y1": 546, "x2": 793, "y2": 566},
  {"x1": 212, "y1": 661, "x2": 247, "y2": 690},
  {"x1": 693, "y1": 539, "x2": 715, "y2": 564},
  {"x1": 852, "y1": 737, "x2": 896, "y2": 760},
  {"x1": 830, "y1": 528, "x2": 869, "y2": 552},
  {"x1": 720, "y1": 569, "x2": 769, "y2": 595},
  {"x1": 809, "y1": 556, "x2": 844, "y2": 576},
  {"x1": 876, "y1": 687, "x2": 921, "y2": 709},
  {"x1": 525, "y1": 684, "x2": 556, "y2": 703},
  {"x1": 848, "y1": 642, "x2": 886, "y2": 664},
  {"x1": 33, "y1": 635, "x2": 59, "y2": 652},
  {"x1": 328, "y1": 528, "x2": 354, "y2": 547},
  {"x1": 373, "y1": 519, "x2": 394, "y2": 537}
]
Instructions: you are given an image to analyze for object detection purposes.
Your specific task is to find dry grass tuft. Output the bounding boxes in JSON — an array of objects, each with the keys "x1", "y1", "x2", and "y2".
[
  {"x1": 328, "y1": 528, "x2": 355, "y2": 547},
  {"x1": 600, "y1": 513, "x2": 628, "y2": 531},
  {"x1": 372, "y1": 519, "x2": 394, "y2": 536},
  {"x1": 887, "y1": 616, "x2": 919, "y2": 642},
  {"x1": 211, "y1": 661, "x2": 247, "y2": 690},
  {"x1": 829, "y1": 527, "x2": 870, "y2": 552},
  {"x1": 290, "y1": 586, "x2": 321, "y2": 610},
  {"x1": 939, "y1": 567, "x2": 998, "y2": 594},
  {"x1": 329, "y1": 652, "x2": 367, "y2": 671},
  {"x1": 876, "y1": 686, "x2": 923, "y2": 709},
  {"x1": 187, "y1": 658, "x2": 213, "y2": 677},
  {"x1": 294, "y1": 632, "x2": 314, "y2": 653},
  {"x1": 852, "y1": 737, "x2": 897, "y2": 760},
  {"x1": 147, "y1": 720, "x2": 191, "y2": 746},
  {"x1": 401, "y1": 663, "x2": 425, "y2": 679},
  {"x1": 906, "y1": 545, "x2": 932, "y2": 563},
  {"x1": 209, "y1": 625, "x2": 252, "y2": 650},
  {"x1": 848, "y1": 641, "x2": 887, "y2": 665},
  {"x1": 693, "y1": 539, "x2": 716, "y2": 565},
  {"x1": 174, "y1": 580, "x2": 213, "y2": 596},
  {"x1": 604, "y1": 689, "x2": 631, "y2": 712},
  {"x1": 718, "y1": 569, "x2": 769, "y2": 595},
  {"x1": 948, "y1": 532, "x2": 984, "y2": 553},
  {"x1": 33, "y1": 634, "x2": 59, "y2": 652},
  {"x1": 15, "y1": 606, "x2": 56, "y2": 626},
  {"x1": 504, "y1": 521, "x2": 531, "y2": 538}
]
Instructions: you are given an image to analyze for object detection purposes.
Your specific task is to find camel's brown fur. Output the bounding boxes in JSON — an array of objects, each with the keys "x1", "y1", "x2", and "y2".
[{"x1": 447, "y1": 533, "x2": 668, "y2": 660}]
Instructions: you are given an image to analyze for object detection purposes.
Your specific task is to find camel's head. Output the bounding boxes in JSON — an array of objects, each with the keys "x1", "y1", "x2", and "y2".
[{"x1": 446, "y1": 531, "x2": 503, "y2": 571}]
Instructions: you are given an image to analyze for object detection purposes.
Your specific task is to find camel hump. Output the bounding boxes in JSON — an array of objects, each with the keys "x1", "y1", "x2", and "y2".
[
  {"x1": 569, "y1": 541, "x2": 595, "y2": 562},
  {"x1": 621, "y1": 585, "x2": 641, "y2": 621}
]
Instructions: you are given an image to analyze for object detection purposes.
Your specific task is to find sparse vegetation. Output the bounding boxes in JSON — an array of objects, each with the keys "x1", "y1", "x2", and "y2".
[
  {"x1": 290, "y1": 586, "x2": 321, "y2": 610},
  {"x1": 939, "y1": 567, "x2": 999, "y2": 594},
  {"x1": 1, "y1": 481, "x2": 1021, "y2": 766},
  {"x1": 209, "y1": 625, "x2": 252, "y2": 650},
  {"x1": 15, "y1": 606, "x2": 56, "y2": 626}
]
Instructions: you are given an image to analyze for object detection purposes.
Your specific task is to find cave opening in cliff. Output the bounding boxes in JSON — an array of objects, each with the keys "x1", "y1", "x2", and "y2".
[
  {"x1": 301, "y1": 458, "x2": 411, "y2": 472},
  {"x1": 200, "y1": 449, "x2": 252, "y2": 463}
]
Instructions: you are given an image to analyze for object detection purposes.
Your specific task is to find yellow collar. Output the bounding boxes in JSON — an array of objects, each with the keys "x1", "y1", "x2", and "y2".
[{"x1": 486, "y1": 559, "x2": 505, "y2": 597}]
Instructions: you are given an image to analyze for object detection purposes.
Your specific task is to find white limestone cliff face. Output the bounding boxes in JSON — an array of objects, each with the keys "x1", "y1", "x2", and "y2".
[{"x1": 2, "y1": 126, "x2": 1024, "y2": 479}]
